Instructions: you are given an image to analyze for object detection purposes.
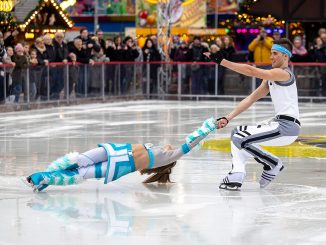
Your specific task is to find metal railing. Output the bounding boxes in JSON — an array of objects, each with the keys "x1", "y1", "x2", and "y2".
[{"x1": 1, "y1": 61, "x2": 326, "y2": 110}]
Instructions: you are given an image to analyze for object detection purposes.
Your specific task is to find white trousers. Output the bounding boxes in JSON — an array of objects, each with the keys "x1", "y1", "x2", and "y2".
[{"x1": 230, "y1": 119, "x2": 299, "y2": 174}]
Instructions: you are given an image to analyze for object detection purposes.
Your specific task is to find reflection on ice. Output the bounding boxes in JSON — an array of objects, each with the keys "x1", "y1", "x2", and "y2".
[{"x1": 1, "y1": 101, "x2": 326, "y2": 244}]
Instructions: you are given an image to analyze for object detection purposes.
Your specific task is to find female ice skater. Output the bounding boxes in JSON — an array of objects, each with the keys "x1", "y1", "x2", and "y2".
[{"x1": 25, "y1": 117, "x2": 219, "y2": 192}]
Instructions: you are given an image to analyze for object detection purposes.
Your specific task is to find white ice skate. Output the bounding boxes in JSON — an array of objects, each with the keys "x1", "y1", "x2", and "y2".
[
  {"x1": 219, "y1": 172, "x2": 245, "y2": 191},
  {"x1": 259, "y1": 163, "x2": 284, "y2": 188}
]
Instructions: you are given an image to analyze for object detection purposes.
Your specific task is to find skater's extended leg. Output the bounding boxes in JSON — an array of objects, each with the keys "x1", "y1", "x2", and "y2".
[{"x1": 45, "y1": 147, "x2": 108, "y2": 171}]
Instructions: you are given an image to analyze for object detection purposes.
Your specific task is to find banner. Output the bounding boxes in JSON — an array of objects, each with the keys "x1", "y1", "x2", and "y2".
[
  {"x1": 136, "y1": 0, "x2": 206, "y2": 28},
  {"x1": 57, "y1": 0, "x2": 135, "y2": 16},
  {"x1": 207, "y1": 0, "x2": 239, "y2": 14}
]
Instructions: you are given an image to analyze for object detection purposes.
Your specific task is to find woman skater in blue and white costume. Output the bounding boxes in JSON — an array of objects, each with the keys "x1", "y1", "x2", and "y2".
[{"x1": 25, "y1": 117, "x2": 220, "y2": 192}]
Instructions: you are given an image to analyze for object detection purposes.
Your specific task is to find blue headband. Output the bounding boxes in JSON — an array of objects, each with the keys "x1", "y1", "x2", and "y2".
[{"x1": 271, "y1": 44, "x2": 292, "y2": 58}]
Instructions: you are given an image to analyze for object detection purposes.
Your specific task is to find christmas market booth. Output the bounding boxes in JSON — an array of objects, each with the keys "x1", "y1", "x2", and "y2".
[{"x1": 18, "y1": 0, "x2": 73, "y2": 40}]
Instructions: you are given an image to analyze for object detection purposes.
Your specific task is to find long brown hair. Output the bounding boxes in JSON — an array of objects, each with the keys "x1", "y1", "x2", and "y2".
[{"x1": 140, "y1": 162, "x2": 177, "y2": 183}]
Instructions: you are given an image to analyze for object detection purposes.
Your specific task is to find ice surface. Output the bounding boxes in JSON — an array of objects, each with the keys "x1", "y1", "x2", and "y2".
[{"x1": 1, "y1": 100, "x2": 326, "y2": 245}]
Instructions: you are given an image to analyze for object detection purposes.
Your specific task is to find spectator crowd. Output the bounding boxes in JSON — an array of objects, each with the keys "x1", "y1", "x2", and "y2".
[{"x1": 1, "y1": 26, "x2": 326, "y2": 103}]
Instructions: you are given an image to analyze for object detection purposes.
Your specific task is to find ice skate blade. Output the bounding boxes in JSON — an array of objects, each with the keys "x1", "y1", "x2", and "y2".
[
  {"x1": 21, "y1": 177, "x2": 33, "y2": 188},
  {"x1": 219, "y1": 183, "x2": 241, "y2": 191}
]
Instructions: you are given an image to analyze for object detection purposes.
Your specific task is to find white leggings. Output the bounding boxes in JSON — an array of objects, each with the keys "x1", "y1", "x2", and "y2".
[{"x1": 76, "y1": 147, "x2": 108, "y2": 179}]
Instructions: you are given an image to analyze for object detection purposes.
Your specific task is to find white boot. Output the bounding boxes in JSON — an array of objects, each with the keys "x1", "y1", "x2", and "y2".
[
  {"x1": 219, "y1": 172, "x2": 246, "y2": 191},
  {"x1": 259, "y1": 163, "x2": 284, "y2": 188}
]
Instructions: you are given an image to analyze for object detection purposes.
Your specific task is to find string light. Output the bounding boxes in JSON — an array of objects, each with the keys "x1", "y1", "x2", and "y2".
[{"x1": 20, "y1": 0, "x2": 74, "y2": 31}]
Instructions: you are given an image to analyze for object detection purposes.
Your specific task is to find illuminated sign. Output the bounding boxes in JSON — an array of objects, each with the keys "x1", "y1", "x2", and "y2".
[
  {"x1": 145, "y1": 0, "x2": 194, "y2": 6},
  {"x1": 60, "y1": 0, "x2": 76, "y2": 10},
  {"x1": 0, "y1": 0, "x2": 16, "y2": 12}
]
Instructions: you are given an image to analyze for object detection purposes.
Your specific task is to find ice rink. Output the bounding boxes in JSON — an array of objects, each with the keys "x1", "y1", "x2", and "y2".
[{"x1": 1, "y1": 100, "x2": 326, "y2": 245}]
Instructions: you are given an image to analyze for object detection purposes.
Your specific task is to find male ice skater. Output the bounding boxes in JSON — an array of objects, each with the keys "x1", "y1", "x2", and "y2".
[{"x1": 204, "y1": 38, "x2": 301, "y2": 190}]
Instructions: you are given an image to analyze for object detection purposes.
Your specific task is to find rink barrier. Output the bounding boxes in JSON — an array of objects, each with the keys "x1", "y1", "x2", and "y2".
[{"x1": 0, "y1": 61, "x2": 326, "y2": 110}]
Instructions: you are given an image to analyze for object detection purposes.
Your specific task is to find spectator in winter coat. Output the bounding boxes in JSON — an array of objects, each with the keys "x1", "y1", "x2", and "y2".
[
  {"x1": 142, "y1": 38, "x2": 161, "y2": 93},
  {"x1": 120, "y1": 36, "x2": 139, "y2": 94},
  {"x1": 188, "y1": 36, "x2": 209, "y2": 94},
  {"x1": 51, "y1": 32, "x2": 69, "y2": 99},
  {"x1": 2, "y1": 46, "x2": 15, "y2": 99},
  {"x1": 68, "y1": 38, "x2": 95, "y2": 96},
  {"x1": 11, "y1": 43, "x2": 28, "y2": 103},
  {"x1": 248, "y1": 28, "x2": 273, "y2": 63}
]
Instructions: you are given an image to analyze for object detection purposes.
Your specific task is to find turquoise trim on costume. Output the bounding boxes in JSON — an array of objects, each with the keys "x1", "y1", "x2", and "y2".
[
  {"x1": 110, "y1": 143, "x2": 128, "y2": 151},
  {"x1": 99, "y1": 143, "x2": 135, "y2": 184},
  {"x1": 37, "y1": 184, "x2": 49, "y2": 192},
  {"x1": 181, "y1": 143, "x2": 190, "y2": 154},
  {"x1": 95, "y1": 162, "x2": 102, "y2": 179},
  {"x1": 147, "y1": 148, "x2": 154, "y2": 169},
  {"x1": 98, "y1": 143, "x2": 111, "y2": 184},
  {"x1": 66, "y1": 163, "x2": 79, "y2": 170},
  {"x1": 45, "y1": 152, "x2": 79, "y2": 172},
  {"x1": 272, "y1": 44, "x2": 292, "y2": 58},
  {"x1": 186, "y1": 117, "x2": 216, "y2": 144},
  {"x1": 111, "y1": 144, "x2": 135, "y2": 180},
  {"x1": 30, "y1": 169, "x2": 80, "y2": 190}
]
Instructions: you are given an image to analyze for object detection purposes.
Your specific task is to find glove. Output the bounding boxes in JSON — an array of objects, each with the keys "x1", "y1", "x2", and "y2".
[{"x1": 210, "y1": 51, "x2": 224, "y2": 65}]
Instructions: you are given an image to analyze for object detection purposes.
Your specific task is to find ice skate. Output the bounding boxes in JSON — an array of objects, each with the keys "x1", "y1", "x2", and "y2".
[
  {"x1": 259, "y1": 163, "x2": 284, "y2": 188},
  {"x1": 24, "y1": 174, "x2": 49, "y2": 192},
  {"x1": 24, "y1": 169, "x2": 82, "y2": 192},
  {"x1": 219, "y1": 172, "x2": 245, "y2": 191}
]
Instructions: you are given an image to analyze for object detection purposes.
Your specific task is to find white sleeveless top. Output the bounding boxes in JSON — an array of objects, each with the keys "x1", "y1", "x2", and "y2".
[{"x1": 268, "y1": 67, "x2": 300, "y2": 119}]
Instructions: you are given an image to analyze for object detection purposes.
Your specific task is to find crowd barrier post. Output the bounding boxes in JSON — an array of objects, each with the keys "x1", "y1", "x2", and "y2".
[
  {"x1": 146, "y1": 63, "x2": 150, "y2": 99},
  {"x1": 117, "y1": 64, "x2": 121, "y2": 96},
  {"x1": 47, "y1": 65, "x2": 50, "y2": 101},
  {"x1": 101, "y1": 63, "x2": 105, "y2": 101},
  {"x1": 215, "y1": 64, "x2": 219, "y2": 95},
  {"x1": 177, "y1": 63, "x2": 182, "y2": 100},
  {"x1": 3, "y1": 66, "x2": 7, "y2": 104},
  {"x1": 65, "y1": 63, "x2": 69, "y2": 104},
  {"x1": 251, "y1": 64, "x2": 256, "y2": 92},
  {"x1": 133, "y1": 63, "x2": 137, "y2": 94},
  {"x1": 84, "y1": 64, "x2": 88, "y2": 98},
  {"x1": 26, "y1": 68, "x2": 30, "y2": 107}
]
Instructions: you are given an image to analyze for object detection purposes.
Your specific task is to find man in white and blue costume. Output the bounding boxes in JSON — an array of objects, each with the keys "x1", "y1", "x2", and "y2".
[
  {"x1": 25, "y1": 117, "x2": 219, "y2": 192},
  {"x1": 205, "y1": 38, "x2": 300, "y2": 190}
]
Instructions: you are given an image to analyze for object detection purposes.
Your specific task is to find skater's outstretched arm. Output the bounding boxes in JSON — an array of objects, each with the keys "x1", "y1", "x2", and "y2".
[
  {"x1": 140, "y1": 117, "x2": 218, "y2": 183},
  {"x1": 144, "y1": 117, "x2": 218, "y2": 170}
]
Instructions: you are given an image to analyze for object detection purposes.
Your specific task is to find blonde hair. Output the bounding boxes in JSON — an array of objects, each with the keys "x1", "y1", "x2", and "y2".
[
  {"x1": 35, "y1": 37, "x2": 44, "y2": 44},
  {"x1": 210, "y1": 44, "x2": 219, "y2": 52}
]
